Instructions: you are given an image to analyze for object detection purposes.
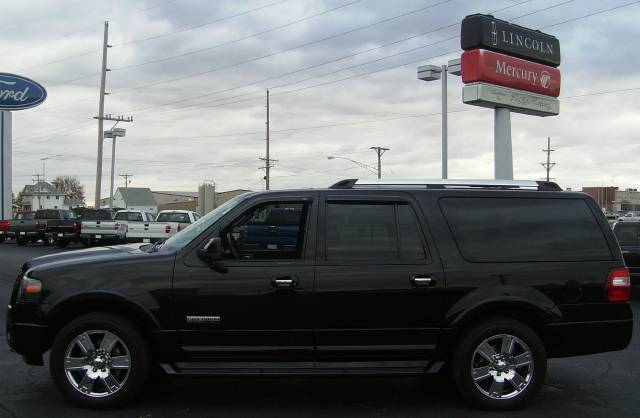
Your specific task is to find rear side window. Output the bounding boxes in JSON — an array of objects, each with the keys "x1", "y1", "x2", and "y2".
[
  {"x1": 326, "y1": 202, "x2": 427, "y2": 261},
  {"x1": 439, "y1": 197, "x2": 612, "y2": 262},
  {"x1": 82, "y1": 210, "x2": 114, "y2": 220},
  {"x1": 614, "y1": 224, "x2": 640, "y2": 246},
  {"x1": 35, "y1": 210, "x2": 59, "y2": 219},
  {"x1": 157, "y1": 212, "x2": 190, "y2": 223}
]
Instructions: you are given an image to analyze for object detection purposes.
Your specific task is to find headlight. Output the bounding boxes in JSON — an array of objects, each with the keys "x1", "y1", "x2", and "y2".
[{"x1": 17, "y1": 274, "x2": 42, "y2": 303}]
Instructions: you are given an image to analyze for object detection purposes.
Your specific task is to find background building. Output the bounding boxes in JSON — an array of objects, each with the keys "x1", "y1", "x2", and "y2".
[
  {"x1": 153, "y1": 191, "x2": 199, "y2": 212},
  {"x1": 17, "y1": 182, "x2": 83, "y2": 212},
  {"x1": 111, "y1": 187, "x2": 158, "y2": 213},
  {"x1": 582, "y1": 186, "x2": 640, "y2": 212}
]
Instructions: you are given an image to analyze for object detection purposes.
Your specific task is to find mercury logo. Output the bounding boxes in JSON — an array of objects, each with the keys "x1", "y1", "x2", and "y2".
[{"x1": 540, "y1": 71, "x2": 551, "y2": 88}]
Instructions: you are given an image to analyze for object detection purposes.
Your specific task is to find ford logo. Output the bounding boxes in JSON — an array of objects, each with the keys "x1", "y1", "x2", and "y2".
[{"x1": 0, "y1": 73, "x2": 47, "y2": 111}]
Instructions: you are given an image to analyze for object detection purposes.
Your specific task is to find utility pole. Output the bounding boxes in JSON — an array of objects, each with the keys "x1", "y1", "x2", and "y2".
[
  {"x1": 259, "y1": 90, "x2": 276, "y2": 190},
  {"x1": 370, "y1": 147, "x2": 390, "y2": 179},
  {"x1": 119, "y1": 174, "x2": 133, "y2": 189},
  {"x1": 94, "y1": 21, "x2": 110, "y2": 209},
  {"x1": 541, "y1": 137, "x2": 556, "y2": 182},
  {"x1": 32, "y1": 174, "x2": 43, "y2": 210}
]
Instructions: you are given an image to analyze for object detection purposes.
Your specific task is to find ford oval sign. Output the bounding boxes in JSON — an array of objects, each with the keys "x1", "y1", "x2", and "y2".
[{"x1": 0, "y1": 73, "x2": 47, "y2": 111}]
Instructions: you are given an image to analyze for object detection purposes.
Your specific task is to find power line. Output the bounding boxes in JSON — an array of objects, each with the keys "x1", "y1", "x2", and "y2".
[
  {"x1": 111, "y1": 0, "x2": 364, "y2": 71},
  {"x1": 116, "y1": 0, "x2": 291, "y2": 47},
  {"x1": 116, "y1": 0, "x2": 563, "y2": 115},
  {"x1": 540, "y1": 0, "x2": 640, "y2": 29}
]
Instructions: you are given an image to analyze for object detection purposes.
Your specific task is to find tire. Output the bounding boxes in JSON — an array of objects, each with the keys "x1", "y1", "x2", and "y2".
[
  {"x1": 56, "y1": 240, "x2": 69, "y2": 248},
  {"x1": 0, "y1": 235, "x2": 5, "y2": 243},
  {"x1": 17, "y1": 237, "x2": 27, "y2": 246},
  {"x1": 50, "y1": 312, "x2": 151, "y2": 409},
  {"x1": 83, "y1": 238, "x2": 92, "y2": 248},
  {"x1": 451, "y1": 318, "x2": 547, "y2": 410},
  {"x1": 43, "y1": 236, "x2": 53, "y2": 246}
]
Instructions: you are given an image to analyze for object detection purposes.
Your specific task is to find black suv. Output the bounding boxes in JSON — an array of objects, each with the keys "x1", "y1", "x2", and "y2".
[{"x1": 6, "y1": 179, "x2": 633, "y2": 410}]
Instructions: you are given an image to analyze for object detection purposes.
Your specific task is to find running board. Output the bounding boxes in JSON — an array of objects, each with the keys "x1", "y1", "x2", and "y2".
[{"x1": 159, "y1": 360, "x2": 443, "y2": 376}]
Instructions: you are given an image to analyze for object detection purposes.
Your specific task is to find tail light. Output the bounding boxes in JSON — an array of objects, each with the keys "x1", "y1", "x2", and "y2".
[
  {"x1": 72, "y1": 222, "x2": 79, "y2": 232},
  {"x1": 35, "y1": 222, "x2": 40, "y2": 231},
  {"x1": 607, "y1": 267, "x2": 631, "y2": 302},
  {"x1": 44, "y1": 223, "x2": 49, "y2": 231},
  {"x1": 115, "y1": 223, "x2": 120, "y2": 231},
  {"x1": 165, "y1": 225, "x2": 171, "y2": 234},
  {"x1": 126, "y1": 224, "x2": 129, "y2": 233}
]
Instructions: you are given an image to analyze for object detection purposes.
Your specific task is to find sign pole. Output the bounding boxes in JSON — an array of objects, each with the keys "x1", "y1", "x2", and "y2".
[
  {"x1": 0, "y1": 111, "x2": 11, "y2": 220},
  {"x1": 494, "y1": 107, "x2": 513, "y2": 180},
  {"x1": 441, "y1": 65, "x2": 448, "y2": 179}
]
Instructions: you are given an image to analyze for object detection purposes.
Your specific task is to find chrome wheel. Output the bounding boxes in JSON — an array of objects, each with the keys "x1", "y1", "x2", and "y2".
[
  {"x1": 63, "y1": 330, "x2": 131, "y2": 398},
  {"x1": 471, "y1": 333, "x2": 534, "y2": 400}
]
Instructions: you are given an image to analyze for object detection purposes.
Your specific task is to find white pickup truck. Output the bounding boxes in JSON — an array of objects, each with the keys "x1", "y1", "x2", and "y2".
[
  {"x1": 80, "y1": 209, "x2": 124, "y2": 246},
  {"x1": 120, "y1": 210, "x2": 200, "y2": 243}
]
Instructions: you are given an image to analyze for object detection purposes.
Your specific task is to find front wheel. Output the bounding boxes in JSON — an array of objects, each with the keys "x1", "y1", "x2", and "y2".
[
  {"x1": 50, "y1": 313, "x2": 150, "y2": 408},
  {"x1": 451, "y1": 318, "x2": 547, "y2": 410}
]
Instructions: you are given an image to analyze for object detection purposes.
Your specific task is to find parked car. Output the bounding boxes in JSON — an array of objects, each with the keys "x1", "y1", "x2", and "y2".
[
  {"x1": 43, "y1": 210, "x2": 81, "y2": 248},
  {"x1": 0, "y1": 219, "x2": 10, "y2": 242},
  {"x1": 125, "y1": 210, "x2": 199, "y2": 243},
  {"x1": 10, "y1": 210, "x2": 73, "y2": 246},
  {"x1": 613, "y1": 221, "x2": 640, "y2": 293},
  {"x1": 617, "y1": 211, "x2": 640, "y2": 222},
  {"x1": 80, "y1": 209, "x2": 123, "y2": 246},
  {"x1": 7, "y1": 180, "x2": 632, "y2": 410},
  {"x1": 155, "y1": 210, "x2": 200, "y2": 233},
  {"x1": 113, "y1": 210, "x2": 163, "y2": 243}
]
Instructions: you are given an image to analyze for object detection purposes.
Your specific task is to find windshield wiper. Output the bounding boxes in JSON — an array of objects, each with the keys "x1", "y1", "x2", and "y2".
[{"x1": 148, "y1": 238, "x2": 167, "y2": 253}]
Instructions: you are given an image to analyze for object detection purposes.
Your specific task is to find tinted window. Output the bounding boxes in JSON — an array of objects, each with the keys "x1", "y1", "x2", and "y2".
[
  {"x1": 82, "y1": 210, "x2": 114, "y2": 220},
  {"x1": 157, "y1": 212, "x2": 191, "y2": 223},
  {"x1": 35, "y1": 210, "x2": 60, "y2": 219},
  {"x1": 614, "y1": 224, "x2": 640, "y2": 246},
  {"x1": 326, "y1": 203, "x2": 397, "y2": 260},
  {"x1": 224, "y1": 203, "x2": 308, "y2": 260},
  {"x1": 115, "y1": 212, "x2": 143, "y2": 221},
  {"x1": 398, "y1": 204, "x2": 427, "y2": 260},
  {"x1": 440, "y1": 197, "x2": 612, "y2": 262},
  {"x1": 15, "y1": 212, "x2": 35, "y2": 220}
]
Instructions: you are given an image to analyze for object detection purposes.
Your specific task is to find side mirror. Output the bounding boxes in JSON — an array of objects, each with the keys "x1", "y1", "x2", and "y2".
[{"x1": 197, "y1": 237, "x2": 227, "y2": 273}]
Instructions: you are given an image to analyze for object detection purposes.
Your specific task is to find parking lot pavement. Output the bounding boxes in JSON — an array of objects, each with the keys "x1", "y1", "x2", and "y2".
[{"x1": 1, "y1": 243, "x2": 640, "y2": 417}]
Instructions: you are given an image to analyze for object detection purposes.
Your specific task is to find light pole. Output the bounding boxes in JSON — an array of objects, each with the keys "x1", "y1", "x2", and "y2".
[
  {"x1": 327, "y1": 156, "x2": 379, "y2": 177},
  {"x1": 417, "y1": 58, "x2": 461, "y2": 179},
  {"x1": 104, "y1": 128, "x2": 126, "y2": 208},
  {"x1": 40, "y1": 154, "x2": 62, "y2": 182}
]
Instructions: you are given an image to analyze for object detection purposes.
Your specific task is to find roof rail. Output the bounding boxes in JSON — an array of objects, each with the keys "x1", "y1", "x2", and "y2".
[{"x1": 329, "y1": 178, "x2": 562, "y2": 191}]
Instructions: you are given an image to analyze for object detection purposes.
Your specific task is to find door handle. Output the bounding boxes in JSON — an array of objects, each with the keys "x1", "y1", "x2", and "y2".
[
  {"x1": 271, "y1": 276, "x2": 298, "y2": 288},
  {"x1": 411, "y1": 275, "x2": 436, "y2": 287}
]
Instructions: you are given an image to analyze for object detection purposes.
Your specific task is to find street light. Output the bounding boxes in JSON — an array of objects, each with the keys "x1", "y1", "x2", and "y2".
[
  {"x1": 103, "y1": 128, "x2": 126, "y2": 209},
  {"x1": 40, "y1": 154, "x2": 62, "y2": 181},
  {"x1": 327, "y1": 156, "x2": 379, "y2": 177},
  {"x1": 417, "y1": 58, "x2": 461, "y2": 179}
]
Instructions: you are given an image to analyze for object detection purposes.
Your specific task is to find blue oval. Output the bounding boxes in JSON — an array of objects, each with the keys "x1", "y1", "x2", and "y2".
[{"x1": 0, "y1": 73, "x2": 47, "y2": 111}]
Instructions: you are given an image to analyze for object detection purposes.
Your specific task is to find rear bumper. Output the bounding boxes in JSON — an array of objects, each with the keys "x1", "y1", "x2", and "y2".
[
  {"x1": 545, "y1": 318, "x2": 633, "y2": 358},
  {"x1": 46, "y1": 232, "x2": 79, "y2": 241},
  {"x1": 80, "y1": 233, "x2": 122, "y2": 241}
]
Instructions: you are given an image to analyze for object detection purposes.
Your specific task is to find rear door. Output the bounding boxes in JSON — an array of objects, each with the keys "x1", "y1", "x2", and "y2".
[{"x1": 313, "y1": 192, "x2": 446, "y2": 365}]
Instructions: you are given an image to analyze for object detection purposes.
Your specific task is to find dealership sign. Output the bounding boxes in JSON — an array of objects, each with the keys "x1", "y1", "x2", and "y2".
[
  {"x1": 0, "y1": 73, "x2": 47, "y2": 111},
  {"x1": 461, "y1": 49, "x2": 561, "y2": 97},
  {"x1": 463, "y1": 82, "x2": 559, "y2": 117},
  {"x1": 461, "y1": 14, "x2": 560, "y2": 67}
]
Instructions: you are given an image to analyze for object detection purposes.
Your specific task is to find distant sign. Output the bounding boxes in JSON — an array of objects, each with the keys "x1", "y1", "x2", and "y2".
[
  {"x1": 462, "y1": 49, "x2": 561, "y2": 97},
  {"x1": 463, "y1": 82, "x2": 559, "y2": 117},
  {"x1": 0, "y1": 73, "x2": 47, "y2": 111},
  {"x1": 461, "y1": 14, "x2": 560, "y2": 67}
]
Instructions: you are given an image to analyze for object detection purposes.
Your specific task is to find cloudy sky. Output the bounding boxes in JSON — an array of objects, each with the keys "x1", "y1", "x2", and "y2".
[{"x1": 3, "y1": 0, "x2": 639, "y2": 203}]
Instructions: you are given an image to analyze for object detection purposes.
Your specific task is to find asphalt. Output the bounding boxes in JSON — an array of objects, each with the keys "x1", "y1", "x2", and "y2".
[{"x1": 1, "y1": 241, "x2": 639, "y2": 417}]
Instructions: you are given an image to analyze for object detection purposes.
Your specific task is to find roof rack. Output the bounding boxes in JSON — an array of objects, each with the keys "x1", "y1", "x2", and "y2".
[{"x1": 329, "y1": 178, "x2": 562, "y2": 191}]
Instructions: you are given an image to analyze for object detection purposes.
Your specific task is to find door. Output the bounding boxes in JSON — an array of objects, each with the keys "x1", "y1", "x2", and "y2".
[
  {"x1": 172, "y1": 195, "x2": 317, "y2": 363},
  {"x1": 314, "y1": 195, "x2": 446, "y2": 364}
]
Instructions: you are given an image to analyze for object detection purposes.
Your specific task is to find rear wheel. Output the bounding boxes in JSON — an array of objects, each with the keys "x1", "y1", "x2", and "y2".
[
  {"x1": 0, "y1": 235, "x2": 5, "y2": 243},
  {"x1": 451, "y1": 318, "x2": 546, "y2": 410},
  {"x1": 56, "y1": 240, "x2": 69, "y2": 248},
  {"x1": 50, "y1": 313, "x2": 150, "y2": 408},
  {"x1": 17, "y1": 237, "x2": 27, "y2": 246}
]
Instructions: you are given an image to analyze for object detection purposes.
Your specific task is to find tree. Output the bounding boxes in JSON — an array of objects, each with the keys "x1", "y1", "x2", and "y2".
[{"x1": 52, "y1": 176, "x2": 85, "y2": 202}]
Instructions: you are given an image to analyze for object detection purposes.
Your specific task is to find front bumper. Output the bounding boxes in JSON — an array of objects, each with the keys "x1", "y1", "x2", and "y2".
[{"x1": 6, "y1": 304, "x2": 47, "y2": 365}]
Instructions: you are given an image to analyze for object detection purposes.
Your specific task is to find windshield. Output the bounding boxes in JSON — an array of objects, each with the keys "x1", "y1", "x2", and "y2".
[{"x1": 161, "y1": 193, "x2": 251, "y2": 251}]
